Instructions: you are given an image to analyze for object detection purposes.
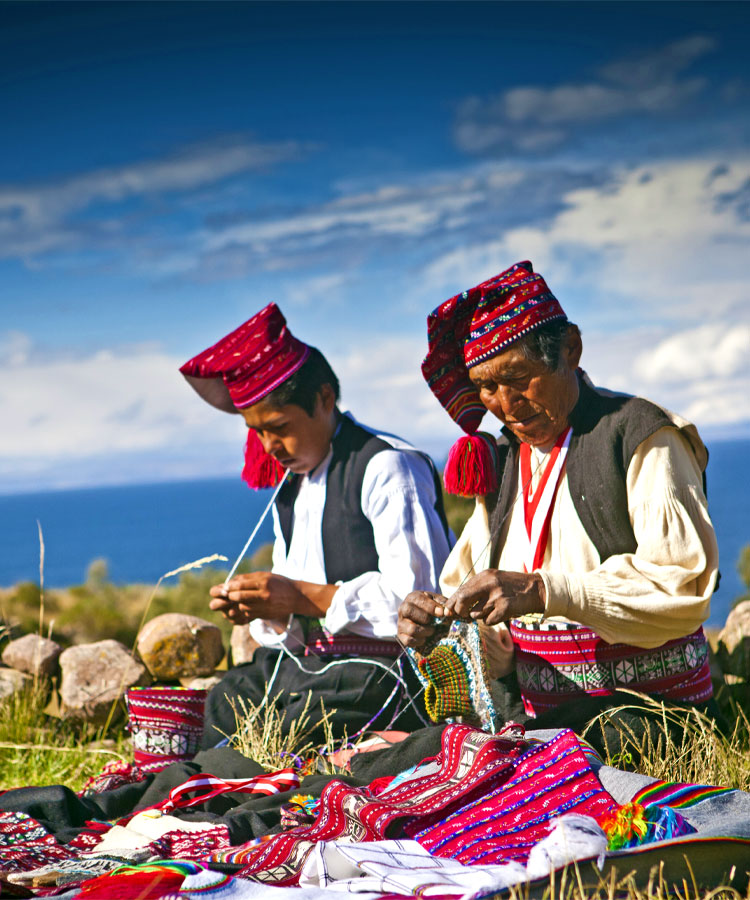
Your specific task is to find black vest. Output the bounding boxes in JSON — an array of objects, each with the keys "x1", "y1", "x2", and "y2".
[
  {"x1": 276, "y1": 414, "x2": 449, "y2": 584},
  {"x1": 487, "y1": 376, "x2": 687, "y2": 566}
]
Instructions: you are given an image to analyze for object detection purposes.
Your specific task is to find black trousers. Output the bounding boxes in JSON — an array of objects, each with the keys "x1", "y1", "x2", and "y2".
[{"x1": 201, "y1": 648, "x2": 427, "y2": 751}]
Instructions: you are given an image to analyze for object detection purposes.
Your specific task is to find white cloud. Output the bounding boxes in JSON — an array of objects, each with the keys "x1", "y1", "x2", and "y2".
[
  {"x1": 0, "y1": 136, "x2": 309, "y2": 260},
  {"x1": 418, "y1": 154, "x2": 750, "y2": 436},
  {"x1": 455, "y1": 35, "x2": 717, "y2": 154},
  {"x1": 0, "y1": 331, "x2": 463, "y2": 492}
]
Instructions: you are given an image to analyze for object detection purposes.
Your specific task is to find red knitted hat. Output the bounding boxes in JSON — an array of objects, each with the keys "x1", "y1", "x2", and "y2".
[
  {"x1": 180, "y1": 303, "x2": 310, "y2": 412},
  {"x1": 422, "y1": 261, "x2": 566, "y2": 496},
  {"x1": 180, "y1": 303, "x2": 309, "y2": 489}
]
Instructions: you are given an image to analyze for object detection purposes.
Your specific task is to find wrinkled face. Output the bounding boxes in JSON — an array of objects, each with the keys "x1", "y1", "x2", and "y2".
[
  {"x1": 240, "y1": 387, "x2": 337, "y2": 475},
  {"x1": 468, "y1": 329, "x2": 582, "y2": 448}
]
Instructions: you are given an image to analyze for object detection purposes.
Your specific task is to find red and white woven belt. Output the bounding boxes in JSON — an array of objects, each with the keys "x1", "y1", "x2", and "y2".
[{"x1": 509, "y1": 618, "x2": 713, "y2": 717}]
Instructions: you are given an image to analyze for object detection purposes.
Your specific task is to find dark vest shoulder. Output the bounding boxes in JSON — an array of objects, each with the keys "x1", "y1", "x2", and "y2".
[
  {"x1": 276, "y1": 415, "x2": 448, "y2": 584},
  {"x1": 487, "y1": 377, "x2": 675, "y2": 565}
]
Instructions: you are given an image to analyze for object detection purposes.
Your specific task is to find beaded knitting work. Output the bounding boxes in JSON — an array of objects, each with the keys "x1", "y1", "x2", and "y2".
[{"x1": 410, "y1": 620, "x2": 499, "y2": 732}]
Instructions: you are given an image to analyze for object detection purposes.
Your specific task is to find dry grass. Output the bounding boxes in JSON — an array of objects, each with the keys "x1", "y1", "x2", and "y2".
[
  {"x1": 582, "y1": 691, "x2": 750, "y2": 790},
  {"x1": 221, "y1": 689, "x2": 344, "y2": 774}
]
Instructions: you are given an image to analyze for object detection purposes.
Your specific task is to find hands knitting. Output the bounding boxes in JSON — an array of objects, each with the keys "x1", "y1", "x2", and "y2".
[{"x1": 445, "y1": 569, "x2": 546, "y2": 626}]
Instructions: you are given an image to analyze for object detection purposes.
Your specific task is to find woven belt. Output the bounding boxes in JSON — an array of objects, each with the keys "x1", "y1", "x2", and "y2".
[
  {"x1": 509, "y1": 619, "x2": 713, "y2": 717},
  {"x1": 304, "y1": 628, "x2": 402, "y2": 658}
]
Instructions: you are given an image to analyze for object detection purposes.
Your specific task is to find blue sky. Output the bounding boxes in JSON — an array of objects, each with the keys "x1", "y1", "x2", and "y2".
[{"x1": 1, "y1": 1, "x2": 749, "y2": 493}]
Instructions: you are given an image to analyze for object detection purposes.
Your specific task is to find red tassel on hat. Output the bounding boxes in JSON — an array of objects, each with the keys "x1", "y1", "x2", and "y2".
[
  {"x1": 443, "y1": 432, "x2": 498, "y2": 497},
  {"x1": 242, "y1": 430, "x2": 285, "y2": 490}
]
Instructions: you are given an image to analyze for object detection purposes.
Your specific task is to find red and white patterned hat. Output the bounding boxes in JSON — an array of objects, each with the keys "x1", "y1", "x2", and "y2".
[
  {"x1": 180, "y1": 303, "x2": 308, "y2": 488},
  {"x1": 179, "y1": 302, "x2": 310, "y2": 412},
  {"x1": 422, "y1": 261, "x2": 567, "y2": 496}
]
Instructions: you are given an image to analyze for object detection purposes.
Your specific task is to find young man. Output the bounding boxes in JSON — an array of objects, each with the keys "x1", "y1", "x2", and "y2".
[{"x1": 180, "y1": 302, "x2": 452, "y2": 746}]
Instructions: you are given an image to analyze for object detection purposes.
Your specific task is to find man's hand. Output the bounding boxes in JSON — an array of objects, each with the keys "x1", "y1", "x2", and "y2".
[
  {"x1": 209, "y1": 572, "x2": 337, "y2": 625},
  {"x1": 397, "y1": 590, "x2": 451, "y2": 650},
  {"x1": 209, "y1": 572, "x2": 307, "y2": 625},
  {"x1": 444, "y1": 569, "x2": 545, "y2": 626}
]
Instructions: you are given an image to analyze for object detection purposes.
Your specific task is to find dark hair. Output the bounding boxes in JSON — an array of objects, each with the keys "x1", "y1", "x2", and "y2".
[
  {"x1": 517, "y1": 320, "x2": 580, "y2": 371},
  {"x1": 261, "y1": 346, "x2": 340, "y2": 416}
]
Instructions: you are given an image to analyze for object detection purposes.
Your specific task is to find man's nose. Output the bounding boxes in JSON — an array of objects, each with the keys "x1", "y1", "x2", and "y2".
[
  {"x1": 258, "y1": 432, "x2": 283, "y2": 456},
  {"x1": 495, "y1": 385, "x2": 525, "y2": 415}
]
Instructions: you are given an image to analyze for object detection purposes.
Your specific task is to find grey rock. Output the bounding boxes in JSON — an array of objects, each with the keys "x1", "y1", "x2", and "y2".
[
  {"x1": 180, "y1": 674, "x2": 223, "y2": 691},
  {"x1": 137, "y1": 613, "x2": 224, "y2": 680},
  {"x1": 716, "y1": 600, "x2": 750, "y2": 679},
  {"x1": 0, "y1": 668, "x2": 31, "y2": 700},
  {"x1": 60, "y1": 640, "x2": 150, "y2": 722},
  {"x1": 230, "y1": 625, "x2": 260, "y2": 666},
  {"x1": 2, "y1": 634, "x2": 62, "y2": 677}
]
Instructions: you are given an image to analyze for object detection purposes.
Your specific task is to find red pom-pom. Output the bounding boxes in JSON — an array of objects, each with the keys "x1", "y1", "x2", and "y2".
[
  {"x1": 241, "y1": 430, "x2": 285, "y2": 489},
  {"x1": 443, "y1": 432, "x2": 497, "y2": 497}
]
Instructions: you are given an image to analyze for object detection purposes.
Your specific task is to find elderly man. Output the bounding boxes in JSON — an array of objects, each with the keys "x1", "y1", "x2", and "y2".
[
  {"x1": 181, "y1": 302, "x2": 452, "y2": 746},
  {"x1": 398, "y1": 261, "x2": 719, "y2": 724}
]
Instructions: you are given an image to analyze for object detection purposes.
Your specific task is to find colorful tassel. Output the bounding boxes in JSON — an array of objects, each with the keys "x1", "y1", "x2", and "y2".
[
  {"x1": 443, "y1": 432, "x2": 498, "y2": 497},
  {"x1": 598, "y1": 802, "x2": 695, "y2": 851},
  {"x1": 241, "y1": 430, "x2": 285, "y2": 489},
  {"x1": 77, "y1": 861, "x2": 201, "y2": 899}
]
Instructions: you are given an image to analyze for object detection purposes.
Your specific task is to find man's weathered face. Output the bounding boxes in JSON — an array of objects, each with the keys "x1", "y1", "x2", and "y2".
[
  {"x1": 468, "y1": 329, "x2": 582, "y2": 448},
  {"x1": 240, "y1": 386, "x2": 336, "y2": 475}
]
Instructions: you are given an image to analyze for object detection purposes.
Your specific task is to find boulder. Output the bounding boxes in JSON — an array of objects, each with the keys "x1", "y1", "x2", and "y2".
[
  {"x1": 0, "y1": 668, "x2": 31, "y2": 700},
  {"x1": 59, "y1": 640, "x2": 150, "y2": 722},
  {"x1": 230, "y1": 625, "x2": 260, "y2": 666},
  {"x1": 180, "y1": 674, "x2": 223, "y2": 691},
  {"x1": 715, "y1": 600, "x2": 750, "y2": 680},
  {"x1": 137, "y1": 614, "x2": 224, "y2": 680},
  {"x1": 2, "y1": 634, "x2": 62, "y2": 678}
]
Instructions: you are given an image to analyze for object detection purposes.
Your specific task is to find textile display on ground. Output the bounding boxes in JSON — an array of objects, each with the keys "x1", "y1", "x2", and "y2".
[{"x1": 0, "y1": 723, "x2": 748, "y2": 899}]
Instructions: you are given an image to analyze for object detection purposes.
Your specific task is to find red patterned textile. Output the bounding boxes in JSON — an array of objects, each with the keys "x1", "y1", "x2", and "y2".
[
  {"x1": 411, "y1": 729, "x2": 616, "y2": 864},
  {"x1": 509, "y1": 619, "x2": 713, "y2": 716},
  {"x1": 304, "y1": 628, "x2": 402, "y2": 659},
  {"x1": 179, "y1": 302, "x2": 310, "y2": 412},
  {"x1": 210, "y1": 724, "x2": 530, "y2": 884},
  {"x1": 126, "y1": 686, "x2": 207, "y2": 774},
  {"x1": 0, "y1": 810, "x2": 74, "y2": 875},
  {"x1": 421, "y1": 261, "x2": 566, "y2": 436}
]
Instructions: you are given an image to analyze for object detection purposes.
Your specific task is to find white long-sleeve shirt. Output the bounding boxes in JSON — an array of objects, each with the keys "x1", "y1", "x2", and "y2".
[
  {"x1": 439, "y1": 425, "x2": 719, "y2": 678},
  {"x1": 250, "y1": 414, "x2": 453, "y2": 648}
]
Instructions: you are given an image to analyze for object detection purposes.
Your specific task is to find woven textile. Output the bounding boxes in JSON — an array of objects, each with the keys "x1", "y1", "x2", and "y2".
[
  {"x1": 412, "y1": 621, "x2": 498, "y2": 730},
  {"x1": 631, "y1": 779, "x2": 736, "y2": 809},
  {"x1": 0, "y1": 810, "x2": 74, "y2": 876},
  {"x1": 126, "y1": 686, "x2": 207, "y2": 773},
  {"x1": 411, "y1": 729, "x2": 617, "y2": 865},
  {"x1": 209, "y1": 723, "x2": 528, "y2": 885},
  {"x1": 304, "y1": 628, "x2": 402, "y2": 659},
  {"x1": 509, "y1": 618, "x2": 713, "y2": 716},
  {"x1": 179, "y1": 302, "x2": 310, "y2": 412},
  {"x1": 79, "y1": 760, "x2": 148, "y2": 797}
]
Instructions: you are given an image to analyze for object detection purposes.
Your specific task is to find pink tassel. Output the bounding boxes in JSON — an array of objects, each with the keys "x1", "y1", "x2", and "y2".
[
  {"x1": 443, "y1": 432, "x2": 497, "y2": 497},
  {"x1": 242, "y1": 431, "x2": 285, "y2": 490}
]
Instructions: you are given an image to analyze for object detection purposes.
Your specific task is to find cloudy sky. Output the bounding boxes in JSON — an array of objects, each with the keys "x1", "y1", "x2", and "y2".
[{"x1": 2, "y1": 1, "x2": 749, "y2": 494}]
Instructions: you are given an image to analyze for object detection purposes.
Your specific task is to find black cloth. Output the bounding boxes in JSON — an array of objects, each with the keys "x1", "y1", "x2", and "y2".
[
  {"x1": 201, "y1": 648, "x2": 428, "y2": 751},
  {"x1": 276, "y1": 413, "x2": 448, "y2": 583}
]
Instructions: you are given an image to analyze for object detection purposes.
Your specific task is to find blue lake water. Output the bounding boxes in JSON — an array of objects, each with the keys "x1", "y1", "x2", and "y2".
[{"x1": 0, "y1": 438, "x2": 748, "y2": 627}]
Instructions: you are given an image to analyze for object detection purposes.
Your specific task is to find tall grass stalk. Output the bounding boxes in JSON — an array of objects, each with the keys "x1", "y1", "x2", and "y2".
[{"x1": 98, "y1": 552, "x2": 229, "y2": 739}]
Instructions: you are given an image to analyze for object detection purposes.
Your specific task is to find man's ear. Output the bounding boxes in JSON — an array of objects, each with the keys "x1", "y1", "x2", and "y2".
[
  {"x1": 317, "y1": 382, "x2": 337, "y2": 415},
  {"x1": 562, "y1": 325, "x2": 583, "y2": 371}
]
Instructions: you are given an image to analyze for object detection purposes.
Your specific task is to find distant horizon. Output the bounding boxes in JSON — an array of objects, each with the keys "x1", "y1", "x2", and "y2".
[{"x1": 1, "y1": 428, "x2": 749, "y2": 498}]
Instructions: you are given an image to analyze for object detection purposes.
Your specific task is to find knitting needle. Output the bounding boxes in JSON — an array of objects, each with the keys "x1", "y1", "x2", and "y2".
[
  {"x1": 222, "y1": 471, "x2": 290, "y2": 590},
  {"x1": 377, "y1": 452, "x2": 549, "y2": 687}
]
